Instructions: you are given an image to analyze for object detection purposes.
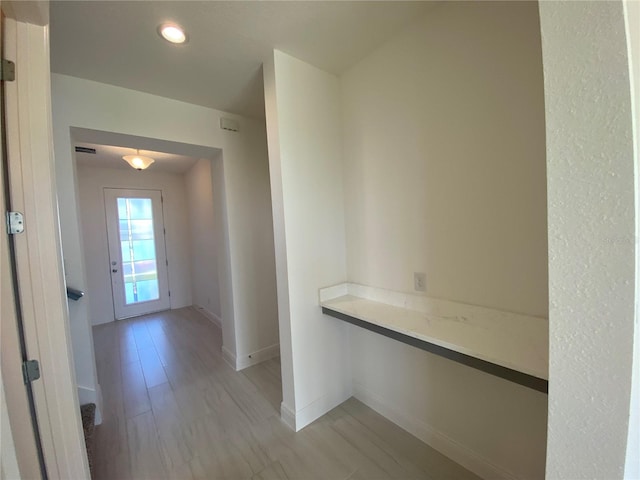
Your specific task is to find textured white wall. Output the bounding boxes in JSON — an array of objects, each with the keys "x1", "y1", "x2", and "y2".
[
  {"x1": 263, "y1": 50, "x2": 352, "y2": 429},
  {"x1": 184, "y1": 159, "x2": 222, "y2": 321},
  {"x1": 539, "y1": 2, "x2": 636, "y2": 478},
  {"x1": 77, "y1": 164, "x2": 193, "y2": 325},
  {"x1": 51, "y1": 74, "x2": 279, "y2": 373},
  {"x1": 341, "y1": 3, "x2": 548, "y2": 478}
]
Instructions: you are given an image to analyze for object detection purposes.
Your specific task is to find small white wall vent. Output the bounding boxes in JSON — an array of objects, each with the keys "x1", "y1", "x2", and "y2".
[{"x1": 220, "y1": 117, "x2": 239, "y2": 132}]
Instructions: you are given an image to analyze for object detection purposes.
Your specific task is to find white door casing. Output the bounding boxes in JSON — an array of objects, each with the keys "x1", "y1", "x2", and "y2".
[
  {"x1": 0, "y1": 14, "x2": 41, "y2": 478},
  {"x1": 1, "y1": 8, "x2": 91, "y2": 480}
]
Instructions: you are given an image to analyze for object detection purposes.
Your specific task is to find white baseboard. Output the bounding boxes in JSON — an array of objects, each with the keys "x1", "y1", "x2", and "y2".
[
  {"x1": 92, "y1": 316, "x2": 113, "y2": 326},
  {"x1": 280, "y1": 402, "x2": 296, "y2": 431},
  {"x1": 77, "y1": 385, "x2": 94, "y2": 405},
  {"x1": 194, "y1": 305, "x2": 222, "y2": 329},
  {"x1": 222, "y1": 343, "x2": 280, "y2": 371},
  {"x1": 235, "y1": 343, "x2": 280, "y2": 371},
  {"x1": 222, "y1": 345, "x2": 236, "y2": 370},
  {"x1": 286, "y1": 384, "x2": 352, "y2": 432},
  {"x1": 94, "y1": 383, "x2": 103, "y2": 425},
  {"x1": 353, "y1": 382, "x2": 517, "y2": 480},
  {"x1": 77, "y1": 384, "x2": 102, "y2": 425}
]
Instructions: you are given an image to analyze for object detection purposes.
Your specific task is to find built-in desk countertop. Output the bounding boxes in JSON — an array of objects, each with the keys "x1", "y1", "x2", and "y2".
[{"x1": 320, "y1": 283, "x2": 548, "y2": 393}]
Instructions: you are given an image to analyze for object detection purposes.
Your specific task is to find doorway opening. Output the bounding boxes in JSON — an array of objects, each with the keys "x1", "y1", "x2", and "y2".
[
  {"x1": 104, "y1": 188, "x2": 170, "y2": 319},
  {"x1": 71, "y1": 129, "x2": 225, "y2": 327},
  {"x1": 60, "y1": 126, "x2": 282, "y2": 476}
]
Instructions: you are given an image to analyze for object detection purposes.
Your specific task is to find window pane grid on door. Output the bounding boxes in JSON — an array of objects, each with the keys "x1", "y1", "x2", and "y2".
[
  {"x1": 120, "y1": 241, "x2": 156, "y2": 263},
  {"x1": 119, "y1": 219, "x2": 154, "y2": 240},
  {"x1": 117, "y1": 197, "x2": 160, "y2": 304}
]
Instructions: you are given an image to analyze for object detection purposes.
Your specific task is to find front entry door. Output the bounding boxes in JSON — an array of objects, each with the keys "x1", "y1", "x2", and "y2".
[{"x1": 104, "y1": 188, "x2": 170, "y2": 319}]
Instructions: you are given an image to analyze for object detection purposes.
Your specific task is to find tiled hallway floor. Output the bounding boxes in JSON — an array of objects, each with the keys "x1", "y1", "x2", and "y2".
[{"x1": 92, "y1": 307, "x2": 480, "y2": 480}]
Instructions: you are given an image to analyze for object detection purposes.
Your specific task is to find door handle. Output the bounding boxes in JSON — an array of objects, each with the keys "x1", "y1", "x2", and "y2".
[{"x1": 112, "y1": 269, "x2": 118, "y2": 273}]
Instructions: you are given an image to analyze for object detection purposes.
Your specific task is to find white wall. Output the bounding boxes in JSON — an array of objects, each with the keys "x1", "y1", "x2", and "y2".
[
  {"x1": 264, "y1": 50, "x2": 352, "y2": 430},
  {"x1": 624, "y1": 1, "x2": 640, "y2": 477},
  {"x1": 539, "y1": 1, "x2": 637, "y2": 478},
  {"x1": 184, "y1": 159, "x2": 221, "y2": 322},
  {"x1": 210, "y1": 153, "x2": 237, "y2": 357},
  {"x1": 51, "y1": 74, "x2": 279, "y2": 377},
  {"x1": 340, "y1": 3, "x2": 548, "y2": 478},
  {"x1": 77, "y1": 164, "x2": 193, "y2": 325},
  {"x1": 221, "y1": 125, "x2": 280, "y2": 368},
  {"x1": 342, "y1": 1, "x2": 547, "y2": 316}
]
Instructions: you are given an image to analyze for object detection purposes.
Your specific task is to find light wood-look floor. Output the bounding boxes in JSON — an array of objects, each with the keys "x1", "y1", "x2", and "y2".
[{"x1": 92, "y1": 307, "x2": 481, "y2": 480}]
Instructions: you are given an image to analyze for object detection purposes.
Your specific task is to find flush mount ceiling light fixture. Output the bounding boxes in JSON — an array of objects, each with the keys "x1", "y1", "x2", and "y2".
[
  {"x1": 158, "y1": 23, "x2": 187, "y2": 44},
  {"x1": 122, "y1": 149, "x2": 155, "y2": 170}
]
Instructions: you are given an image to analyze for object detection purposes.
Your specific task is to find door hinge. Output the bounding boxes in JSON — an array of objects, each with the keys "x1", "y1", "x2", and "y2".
[
  {"x1": 1, "y1": 59, "x2": 15, "y2": 82},
  {"x1": 168, "y1": 290, "x2": 171, "y2": 297},
  {"x1": 165, "y1": 259, "x2": 168, "y2": 266},
  {"x1": 6, "y1": 211, "x2": 24, "y2": 234},
  {"x1": 22, "y1": 360, "x2": 40, "y2": 384}
]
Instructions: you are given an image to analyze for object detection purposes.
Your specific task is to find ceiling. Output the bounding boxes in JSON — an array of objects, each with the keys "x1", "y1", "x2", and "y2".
[
  {"x1": 75, "y1": 143, "x2": 201, "y2": 174},
  {"x1": 50, "y1": 1, "x2": 434, "y2": 119}
]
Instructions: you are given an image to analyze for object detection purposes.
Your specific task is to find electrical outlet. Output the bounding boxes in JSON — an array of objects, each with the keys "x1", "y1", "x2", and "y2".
[{"x1": 414, "y1": 272, "x2": 426, "y2": 292}]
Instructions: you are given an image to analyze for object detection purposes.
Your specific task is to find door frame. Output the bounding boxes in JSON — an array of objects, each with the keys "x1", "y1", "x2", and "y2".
[
  {"x1": 0, "y1": 12, "x2": 42, "y2": 477},
  {"x1": 104, "y1": 187, "x2": 171, "y2": 319},
  {"x1": 1, "y1": 5, "x2": 91, "y2": 479}
]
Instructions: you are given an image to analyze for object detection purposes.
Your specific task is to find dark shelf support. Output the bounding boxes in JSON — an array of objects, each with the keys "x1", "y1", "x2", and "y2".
[{"x1": 322, "y1": 306, "x2": 548, "y2": 394}]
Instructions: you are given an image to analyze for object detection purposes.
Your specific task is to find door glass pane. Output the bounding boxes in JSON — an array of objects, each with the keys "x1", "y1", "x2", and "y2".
[{"x1": 116, "y1": 197, "x2": 160, "y2": 305}]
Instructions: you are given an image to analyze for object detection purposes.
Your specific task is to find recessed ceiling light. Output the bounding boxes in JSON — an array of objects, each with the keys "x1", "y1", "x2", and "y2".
[{"x1": 159, "y1": 23, "x2": 187, "y2": 44}]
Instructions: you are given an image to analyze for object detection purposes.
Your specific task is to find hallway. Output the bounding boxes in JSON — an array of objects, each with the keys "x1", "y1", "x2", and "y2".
[{"x1": 92, "y1": 308, "x2": 479, "y2": 479}]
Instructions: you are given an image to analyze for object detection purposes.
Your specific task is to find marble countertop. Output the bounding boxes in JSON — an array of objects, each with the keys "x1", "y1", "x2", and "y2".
[{"x1": 320, "y1": 284, "x2": 548, "y2": 381}]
